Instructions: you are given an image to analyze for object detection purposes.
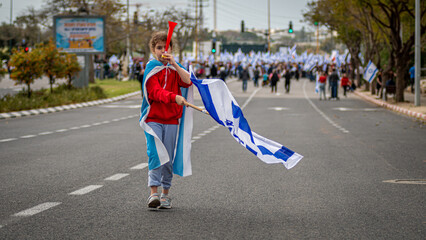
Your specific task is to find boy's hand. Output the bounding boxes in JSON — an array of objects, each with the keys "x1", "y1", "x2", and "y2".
[
  {"x1": 161, "y1": 53, "x2": 177, "y2": 66},
  {"x1": 175, "y1": 95, "x2": 187, "y2": 106}
]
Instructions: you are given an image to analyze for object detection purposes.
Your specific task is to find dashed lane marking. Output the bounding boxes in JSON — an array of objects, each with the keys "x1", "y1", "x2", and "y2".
[
  {"x1": 383, "y1": 179, "x2": 426, "y2": 185},
  {"x1": 68, "y1": 185, "x2": 103, "y2": 195},
  {"x1": 0, "y1": 138, "x2": 17, "y2": 143},
  {"x1": 104, "y1": 173, "x2": 129, "y2": 181},
  {"x1": 12, "y1": 202, "x2": 61, "y2": 217},
  {"x1": 0, "y1": 114, "x2": 139, "y2": 144},
  {"x1": 38, "y1": 131, "x2": 53, "y2": 135},
  {"x1": 20, "y1": 135, "x2": 36, "y2": 139},
  {"x1": 130, "y1": 163, "x2": 148, "y2": 170},
  {"x1": 268, "y1": 107, "x2": 290, "y2": 111}
]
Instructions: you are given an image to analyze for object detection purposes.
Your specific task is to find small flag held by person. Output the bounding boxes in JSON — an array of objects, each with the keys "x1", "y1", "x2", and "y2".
[
  {"x1": 190, "y1": 72, "x2": 303, "y2": 169},
  {"x1": 363, "y1": 60, "x2": 379, "y2": 83}
]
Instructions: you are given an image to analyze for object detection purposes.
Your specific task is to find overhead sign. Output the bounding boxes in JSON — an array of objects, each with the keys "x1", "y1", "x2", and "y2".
[{"x1": 54, "y1": 16, "x2": 105, "y2": 54}]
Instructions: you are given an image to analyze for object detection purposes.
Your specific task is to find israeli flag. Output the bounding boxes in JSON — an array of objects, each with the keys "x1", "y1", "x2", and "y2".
[
  {"x1": 190, "y1": 72, "x2": 303, "y2": 169},
  {"x1": 363, "y1": 60, "x2": 378, "y2": 83}
]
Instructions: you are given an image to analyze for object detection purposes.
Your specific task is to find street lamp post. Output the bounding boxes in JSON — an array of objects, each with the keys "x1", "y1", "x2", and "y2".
[
  {"x1": 9, "y1": 0, "x2": 13, "y2": 53},
  {"x1": 414, "y1": 0, "x2": 421, "y2": 106}
]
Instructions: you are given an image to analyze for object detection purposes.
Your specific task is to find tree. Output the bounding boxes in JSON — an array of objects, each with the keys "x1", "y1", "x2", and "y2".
[
  {"x1": 9, "y1": 48, "x2": 44, "y2": 97},
  {"x1": 39, "y1": 40, "x2": 67, "y2": 93},
  {"x1": 304, "y1": 0, "x2": 364, "y2": 85},
  {"x1": 63, "y1": 53, "x2": 82, "y2": 89},
  {"x1": 360, "y1": 0, "x2": 426, "y2": 102}
]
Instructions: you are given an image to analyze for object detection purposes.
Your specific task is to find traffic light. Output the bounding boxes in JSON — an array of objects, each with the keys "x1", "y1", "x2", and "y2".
[
  {"x1": 212, "y1": 40, "x2": 216, "y2": 54},
  {"x1": 24, "y1": 47, "x2": 29, "y2": 52},
  {"x1": 288, "y1": 21, "x2": 293, "y2": 33},
  {"x1": 314, "y1": 21, "x2": 319, "y2": 26}
]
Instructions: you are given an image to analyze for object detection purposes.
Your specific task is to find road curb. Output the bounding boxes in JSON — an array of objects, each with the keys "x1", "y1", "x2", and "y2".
[
  {"x1": 353, "y1": 91, "x2": 426, "y2": 122},
  {"x1": 0, "y1": 91, "x2": 140, "y2": 120}
]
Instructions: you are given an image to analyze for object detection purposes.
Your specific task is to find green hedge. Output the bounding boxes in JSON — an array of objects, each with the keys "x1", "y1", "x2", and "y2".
[{"x1": 0, "y1": 84, "x2": 107, "y2": 113}]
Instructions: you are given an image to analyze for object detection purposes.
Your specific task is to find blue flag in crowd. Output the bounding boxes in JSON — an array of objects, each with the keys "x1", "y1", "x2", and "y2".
[
  {"x1": 363, "y1": 60, "x2": 378, "y2": 83},
  {"x1": 190, "y1": 72, "x2": 303, "y2": 169}
]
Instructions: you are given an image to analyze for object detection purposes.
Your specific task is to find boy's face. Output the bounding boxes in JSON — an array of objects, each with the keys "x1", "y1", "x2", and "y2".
[{"x1": 154, "y1": 41, "x2": 170, "y2": 63}]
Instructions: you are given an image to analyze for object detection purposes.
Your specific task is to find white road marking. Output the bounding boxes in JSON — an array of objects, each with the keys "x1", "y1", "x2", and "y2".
[
  {"x1": 333, "y1": 107, "x2": 380, "y2": 112},
  {"x1": 20, "y1": 135, "x2": 36, "y2": 139},
  {"x1": 241, "y1": 88, "x2": 261, "y2": 110},
  {"x1": 69, "y1": 185, "x2": 103, "y2": 195},
  {"x1": 303, "y1": 81, "x2": 349, "y2": 134},
  {"x1": 38, "y1": 131, "x2": 53, "y2": 135},
  {"x1": 1, "y1": 115, "x2": 137, "y2": 144},
  {"x1": 0, "y1": 138, "x2": 18, "y2": 143},
  {"x1": 383, "y1": 179, "x2": 426, "y2": 185},
  {"x1": 104, "y1": 173, "x2": 129, "y2": 181},
  {"x1": 130, "y1": 163, "x2": 148, "y2": 170},
  {"x1": 268, "y1": 107, "x2": 290, "y2": 111},
  {"x1": 13, "y1": 202, "x2": 61, "y2": 217}
]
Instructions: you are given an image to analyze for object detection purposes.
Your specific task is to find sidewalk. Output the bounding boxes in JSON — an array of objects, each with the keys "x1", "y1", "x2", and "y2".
[{"x1": 354, "y1": 88, "x2": 426, "y2": 122}]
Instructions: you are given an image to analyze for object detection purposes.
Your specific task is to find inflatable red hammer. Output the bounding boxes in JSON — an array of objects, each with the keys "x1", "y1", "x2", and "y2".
[{"x1": 165, "y1": 21, "x2": 177, "y2": 52}]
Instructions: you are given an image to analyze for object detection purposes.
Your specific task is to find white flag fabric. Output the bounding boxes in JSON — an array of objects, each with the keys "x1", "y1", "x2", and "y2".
[
  {"x1": 363, "y1": 60, "x2": 378, "y2": 83},
  {"x1": 190, "y1": 72, "x2": 303, "y2": 169}
]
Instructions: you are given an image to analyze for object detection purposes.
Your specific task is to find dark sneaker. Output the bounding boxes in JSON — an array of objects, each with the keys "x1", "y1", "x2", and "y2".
[
  {"x1": 159, "y1": 193, "x2": 172, "y2": 209},
  {"x1": 147, "y1": 193, "x2": 160, "y2": 208}
]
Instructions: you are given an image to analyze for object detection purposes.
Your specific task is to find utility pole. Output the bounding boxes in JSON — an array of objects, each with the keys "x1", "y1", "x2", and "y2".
[
  {"x1": 267, "y1": 0, "x2": 270, "y2": 52},
  {"x1": 214, "y1": 0, "x2": 217, "y2": 32},
  {"x1": 213, "y1": 0, "x2": 217, "y2": 60},
  {"x1": 121, "y1": 0, "x2": 130, "y2": 80},
  {"x1": 414, "y1": 0, "x2": 421, "y2": 106},
  {"x1": 9, "y1": 0, "x2": 13, "y2": 53},
  {"x1": 316, "y1": 24, "x2": 319, "y2": 54},
  {"x1": 195, "y1": 0, "x2": 198, "y2": 62}
]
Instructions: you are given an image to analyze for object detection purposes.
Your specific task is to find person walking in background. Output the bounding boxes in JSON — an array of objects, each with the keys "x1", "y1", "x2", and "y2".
[
  {"x1": 340, "y1": 73, "x2": 350, "y2": 97},
  {"x1": 409, "y1": 65, "x2": 415, "y2": 93},
  {"x1": 253, "y1": 66, "x2": 260, "y2": 87},
  {"x1": 328, "y1": 68, "x2": 340, "y2": 100},
  {"x1": 283, "y1": 68, "x2": 291, "y2": 93},
  {"x1": 241, "y1": 66, "x2": 249, "y2": 92},
  {"x1": 270, "y1": 69, "x2": 279, "y2": 93},
  {"x1": 318, "y1": 71, "x2": 327, "y2": 100}
]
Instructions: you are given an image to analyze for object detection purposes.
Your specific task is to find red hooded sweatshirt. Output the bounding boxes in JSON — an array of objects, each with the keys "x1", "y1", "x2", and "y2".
[{"x1": 145, "y1": 68, "x2": 192, "y2": 125}]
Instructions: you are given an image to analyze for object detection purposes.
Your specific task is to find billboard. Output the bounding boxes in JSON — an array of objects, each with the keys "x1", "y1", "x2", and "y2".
[{"x1": 54, "y1": 16, "x2": 105, "y2": 54}]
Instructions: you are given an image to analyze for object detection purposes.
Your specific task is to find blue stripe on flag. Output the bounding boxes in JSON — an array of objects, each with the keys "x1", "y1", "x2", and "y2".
[
  {"x1": 144, "y1": 132, "x2": 161, "y2": 170},
  {"x1": 173, "y1": 87, "x2": 188, "y2": 176},
  {"x1": 190, "y1": 74, "x2": 222, "y2": 125}
]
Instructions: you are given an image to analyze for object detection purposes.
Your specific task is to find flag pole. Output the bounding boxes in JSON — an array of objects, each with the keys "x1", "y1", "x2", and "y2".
[{"x1": 185, "y1": 102, "x2": 209, "y2": 115}]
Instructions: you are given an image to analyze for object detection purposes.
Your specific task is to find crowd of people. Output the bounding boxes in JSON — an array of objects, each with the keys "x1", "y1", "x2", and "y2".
[{"x1": 93, "y1": 48, "x2": 417, "y2": 102}]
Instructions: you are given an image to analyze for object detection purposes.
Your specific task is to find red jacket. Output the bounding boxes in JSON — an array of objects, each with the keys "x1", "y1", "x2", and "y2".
[
  {"x1": 146, "y1": 68, "x2": 192, "y2": 125},
  {"x1": 319, "y1": 76, "x2": 327, "y2": 84},
  {"x1": 340, "y1": 77, "x2": 350, "y2": 87}
]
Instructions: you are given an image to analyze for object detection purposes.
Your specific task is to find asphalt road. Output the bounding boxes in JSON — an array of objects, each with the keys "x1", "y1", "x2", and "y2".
[{"x1": 0, "y1": 77, "x2": 425, "y2": 239}]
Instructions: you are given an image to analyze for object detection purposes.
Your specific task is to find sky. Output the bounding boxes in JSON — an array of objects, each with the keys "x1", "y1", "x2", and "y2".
[{"x1": 0, "y1": 0, "x2": 313, "y2": 31}]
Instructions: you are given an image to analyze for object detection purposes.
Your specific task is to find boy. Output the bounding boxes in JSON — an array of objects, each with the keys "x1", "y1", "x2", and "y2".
[{"x1": 139, "y1": 32, "x2": 192, "y2": 209}]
